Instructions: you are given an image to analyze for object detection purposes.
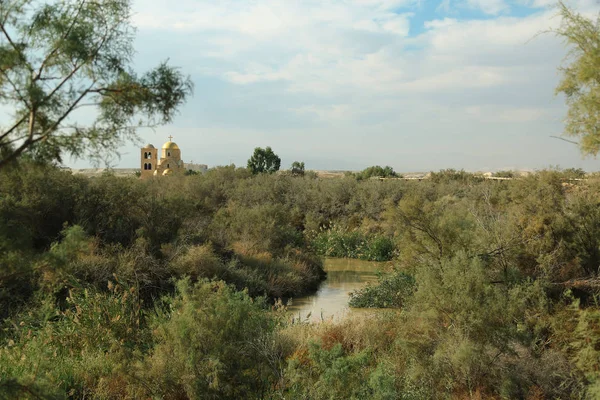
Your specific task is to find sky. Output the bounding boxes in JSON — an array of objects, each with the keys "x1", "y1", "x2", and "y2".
[{"x1": 69, "y1": 0, "x2": 600, "y2": 172}]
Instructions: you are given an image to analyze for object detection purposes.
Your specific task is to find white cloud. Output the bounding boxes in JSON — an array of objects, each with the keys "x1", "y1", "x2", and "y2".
[
  {"x1": 132, "y1": 0, "x2": 600, "y2": 101},
  {"x1": 120, "y1": 0, "x2": 600, "y2": 171},
  {"x1": 433, "y1": 0, "x2": 509, "y2": 15},
  {"x1": 290, "y1": 104, "x2": 355, "y2": 121},
  {"x1": 424, "y1": 14, "x2": 555, "y2": 54},
  {"x1": 399, "y1": 66, "x2": 510, "y2": 91},
  {"x1": 424, "y1": 18, "x2": 458, "y2": 29},
  {"x1": 527, "y1": 0, "x2": 557, "y2": 7},
  {"x1": 133, "y1": 0, "x2": 416, "y2": 35},
  {"x1": 465, "y1": 0, "x2": 509, "y2": 15},
  {"x1": 465, "y1": 105, "x2": 550, "y2": 122}
]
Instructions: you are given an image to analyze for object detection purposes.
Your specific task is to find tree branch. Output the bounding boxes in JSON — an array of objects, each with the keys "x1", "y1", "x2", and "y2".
[
  {"x1": 42, "y1": 25, "x2": 111, "y2": 107},
  {"x1": 550, "y1": 135, "x2": 580, "y2": 145},
  {"x1": 0, "y1": 82, "x2": 95, "y2": 169},
  {"x1": 0, "y1": 24, "x2": 112, "y2": 163},
  {"x1": 70, "y1": 102, "x2": 102, "y2": 111},
  {"x1": 34, "y1": 0, "x2": 88, "y2": 81},
  {"x1": 36, "y1": 83, "x2": 96, "y2": 143},
  {"x1": 0, "y1": 113, "x2": 27, "y2": 142},
  {"x1": 27, "y1": 106, "x2": 35, "y2": 142},
  {"x1": 0, "y1": 134, "x2": 31, "y2": 146},
  {"x1": 0, "y1": 16, "x2": 33, "y2": 73},
  {"x1": 0, "y1": 68, "x2": 30, "y2": 109}
]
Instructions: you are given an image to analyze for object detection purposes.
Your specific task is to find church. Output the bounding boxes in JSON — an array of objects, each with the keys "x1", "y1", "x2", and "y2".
[{"x1": 140, "y1": 136, "x2": 185, "y2": 179}]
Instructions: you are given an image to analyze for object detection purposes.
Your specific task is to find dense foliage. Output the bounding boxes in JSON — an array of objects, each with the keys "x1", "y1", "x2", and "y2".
[
  {"x1": 554, "y1": 2, "x2": 600, "y2": 156},
  {"x1": 311, "y1": 226, "x2": 395, "y2": 261},
  {"x1": 349, "y1": 270, "x2": 415, "y2": 308},
  {"x1": 353, "y1": 165, "x2": 399, "y2": 180},
  {"x1": 247, "y1": 146, "x2": 281, "y2": 174},
  {"x1": 2, "y1": 162, "x2": 600, "y2": 398},
  {"x1": 291, "y1": 161, "x2": 305, "y2": 176}
]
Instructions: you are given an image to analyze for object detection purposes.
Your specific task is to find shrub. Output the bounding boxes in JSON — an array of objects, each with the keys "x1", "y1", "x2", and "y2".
[
  {"x1": 429, "y1": 169, "x2": 483, "y2": 184},
  {"x1": 363, "y1": 236, "x2": 395, "y2": 262},
  {"x1": 142, "y1": 279, "x2": 280, "y2": 399},
  {"x1": 291, "y1": 161, "x2": 305, "y2": 176},
  {"x1": 171, "y1": 244, "x2": 323, "y2": 298},
  {"x1": 311, "y1": 226, "x2": 395, "y2": 261},
  {"x1": 493, "y1": 170, "x2": 515, "y2": 178},
  {"x1": 349, "y1": 271, "x2": 415, "y2": 308},
  {"x1": 0, "y1": 279, "x2": 146, "y2": 399},
  {"x1": 355, "y1": 166, "x2": 399, "y2": 181},
  {"x1": 283, "y1": 341, "x2": 378, "y2": 399},
  {"x1": 171, "y1": 243, "x2": 223, "y2": 280}
]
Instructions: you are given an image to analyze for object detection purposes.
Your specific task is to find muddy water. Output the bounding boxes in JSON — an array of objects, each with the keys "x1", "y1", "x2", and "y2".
[{"x1": 287, "y1": 258, "x2": 391, "y2": 322}]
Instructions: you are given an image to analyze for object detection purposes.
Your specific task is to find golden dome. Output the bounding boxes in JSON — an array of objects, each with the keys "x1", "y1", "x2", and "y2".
[
  {"x1": 162, "y1": 141, "x2": 180, "y2": 150},
  {"x1": 162, "y1": 168, "x2": 173, "y2": 176}
]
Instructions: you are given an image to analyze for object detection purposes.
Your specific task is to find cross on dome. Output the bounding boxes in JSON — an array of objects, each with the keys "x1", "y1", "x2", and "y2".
[{"x1": 168, "y1": 135, "x2": 173, "y2": 141}]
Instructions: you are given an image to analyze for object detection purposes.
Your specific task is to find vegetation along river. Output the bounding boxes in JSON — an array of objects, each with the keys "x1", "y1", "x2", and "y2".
[{"x1": 287, "y1": 258, "x2": 392, "y2": 322}]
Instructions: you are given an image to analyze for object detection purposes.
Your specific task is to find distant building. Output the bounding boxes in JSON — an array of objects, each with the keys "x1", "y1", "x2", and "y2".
[
  {"x1": 140, "y1": 136, "x2": 185, "y2": 179},
  {"x1": 186, "y1": 163, "x2": 208, "y2": 174}
]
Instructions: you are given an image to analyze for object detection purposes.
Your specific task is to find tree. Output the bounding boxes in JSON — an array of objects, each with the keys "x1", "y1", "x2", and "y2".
[
  {"x1": 0, "y1": 0, "x2": 193, "y2": 169},
  {"x1": 355, "y1": 165, "x2": 398, "y2": 180},
  {"x1": 290, "y1": 161, "x2": 305, "y2": 176},
  {"x1": 247, "y1": 146, "x2": 281, "y2": 174},
  {"x1": 554, "y1": 2, "x2": 600, "y2": 156}
]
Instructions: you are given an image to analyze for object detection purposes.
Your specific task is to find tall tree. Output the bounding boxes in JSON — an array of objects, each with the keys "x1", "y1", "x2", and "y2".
[
  {"x1": 554, "y1": 2, "x2": 600, "y2": 155},
  {"x1": 0, "y1": 0, "x2": 193, "y2": 169},
  {"x1": 247, "y1": 146, "x2": 281, "y2": 174}
]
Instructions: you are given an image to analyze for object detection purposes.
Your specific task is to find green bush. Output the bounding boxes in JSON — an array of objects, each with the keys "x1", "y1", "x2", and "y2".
[
  {"x1": 363, "y1": 236, "x2": 396, "y2": 262},
  {"x1": 429, "y1": 169, "x2": 483, "y2": 184},
  {"x1": 0, "y1": 279, "x2": 146, "y2": 399},
  {"x1": 170, "y1": 244, "x2": 323, "y2": 298},
  {"x1": 349, "y1": 270, "x2": 415, "y2": 308},
  {"x1": 354, "y1": 165, "x2": 399, "y2": 181},
  {"x1": 311, "y1": 227, "x2": 395, "y2": 261},
  {"x1": 142, "y1": 279, "x2": 280, "y2": 399},
  {"x1": 283, "y1": 342, "x2": 378, "y2": 399},
  {"x1": 493, "y1": 170, "x2": 515, "y2": 178}
]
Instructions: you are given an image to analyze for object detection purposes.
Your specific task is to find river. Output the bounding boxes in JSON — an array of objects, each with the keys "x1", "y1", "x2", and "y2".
[{"x1": 287, "y1": 258, "x2": 391, "y2": 322}]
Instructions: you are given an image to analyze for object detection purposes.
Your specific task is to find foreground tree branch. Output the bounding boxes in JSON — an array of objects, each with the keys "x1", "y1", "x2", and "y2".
[
  {"x1": 0, "y1": 0, "x2": 193, "y2": 168},
  {"x1": 553, "y1": 2, "x2": 600, "y2": 156}
]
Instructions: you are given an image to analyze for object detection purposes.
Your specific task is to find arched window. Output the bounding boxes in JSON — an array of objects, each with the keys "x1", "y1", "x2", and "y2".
[
  {"x1": 167, "y1": 163, "x2": 170, "y2": 168},
  {"x1": 143, "y1": 163, "x2": 147, "y2": 170},
  {"x1": 167, "y1": 151, "x2": 171, "y2": 157},
  {"x1": 148, "y1": 163, "x2": 152, "y2": 170}
]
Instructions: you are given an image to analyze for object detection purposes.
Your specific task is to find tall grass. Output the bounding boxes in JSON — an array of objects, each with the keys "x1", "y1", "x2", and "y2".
[{"x1": 311, "y1": 226, "x2": 395, "y2": 261}]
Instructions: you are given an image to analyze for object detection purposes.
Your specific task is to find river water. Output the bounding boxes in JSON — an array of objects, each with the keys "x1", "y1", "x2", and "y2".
[{"x1": 287, "y1": 258, "x2": 391, "y2": 322}]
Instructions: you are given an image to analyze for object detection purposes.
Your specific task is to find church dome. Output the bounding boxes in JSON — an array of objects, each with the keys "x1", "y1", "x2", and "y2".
[
  {"x1": 162, "y1": 168, "x2": 173, "y2": 176},
  {"x1": 162, "y1": 141, "x2": 180, "y2": 150},
  {"x1": 144, "y1": 144, "x2": 155, "y2": 149}
]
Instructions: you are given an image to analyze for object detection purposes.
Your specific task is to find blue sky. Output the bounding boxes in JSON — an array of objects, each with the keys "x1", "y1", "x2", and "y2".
[{"x1": 70, "y1": 0, "x2": 600, "y2": 172}]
